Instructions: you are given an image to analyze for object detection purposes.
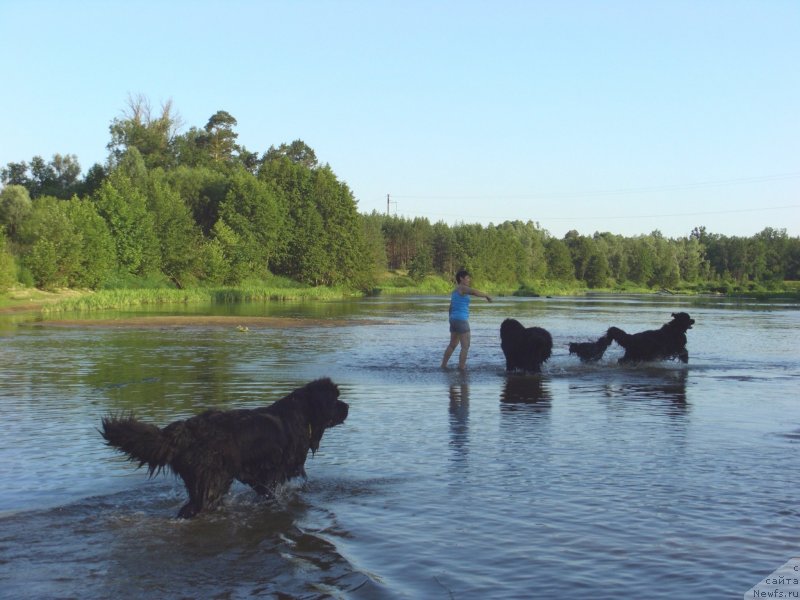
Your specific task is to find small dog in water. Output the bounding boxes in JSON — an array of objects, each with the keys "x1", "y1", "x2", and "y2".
[
  {"x1": 100, "y1": 378, "x2": 348, "y2": 518},
  {"x1": 500, "y1": 318, "x2": 553, "y2": 373},
  {"x1": 568, "y1": 333, "x2": 613, "y2": 362},
  {"x1": 606, "y1": 312, "x2": 695, "y2": 364}
]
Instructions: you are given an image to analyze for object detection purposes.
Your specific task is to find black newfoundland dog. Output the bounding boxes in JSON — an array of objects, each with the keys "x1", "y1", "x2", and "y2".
[
  {"x1": 568, "y1": 333, "x2": 613, "y2": 362},
  {"x1": 500, "y1": 318, "x2": 553, "y2": 373},
  {"x1": 606, "y1": 312, "x2": 695, "y2": 364},
  {"x1": 101, "y1": 378, "x2": 348, "y2": 518}
]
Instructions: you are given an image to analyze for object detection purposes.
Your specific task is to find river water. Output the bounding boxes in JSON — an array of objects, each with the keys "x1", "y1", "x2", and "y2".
[{"x1": 0, "y1": 294, "x2": 798, "y2": 599}]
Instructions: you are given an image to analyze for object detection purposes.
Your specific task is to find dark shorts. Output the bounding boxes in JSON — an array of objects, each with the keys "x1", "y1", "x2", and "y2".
[{"x1": 449, "y1": 319, "x2": 470, "y2": 334}]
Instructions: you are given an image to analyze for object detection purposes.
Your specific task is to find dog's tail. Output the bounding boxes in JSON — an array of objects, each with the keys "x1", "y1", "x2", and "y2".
[
  {"x1": 606, "y1": 326, "x2": 629, "y2": 347},
  {"x1": 569, "y1": 333, "x2": 612, "y2": 361},
  {"x1": 100, "y1": 415, "x2": 179, "y2": 476}
]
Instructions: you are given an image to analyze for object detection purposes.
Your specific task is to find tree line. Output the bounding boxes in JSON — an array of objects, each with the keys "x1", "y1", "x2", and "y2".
[{"x1": 1, "y1": 97, "x2": 798, "y2": 294}]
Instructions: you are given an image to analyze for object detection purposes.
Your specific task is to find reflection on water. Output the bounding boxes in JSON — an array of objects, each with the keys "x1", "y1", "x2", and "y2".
[
  {"x1": 500, "y1": 374, "x2": 552, "y2": 411},
  {"x1": 1, "y1": 295, "x2": 799, "y2": 599},
  {"x1": 601, "y1": 367, "x2": 689, "y2": 411},
  {"x1": 449, "y1": 380, "x2": 470, "y2": 464}
]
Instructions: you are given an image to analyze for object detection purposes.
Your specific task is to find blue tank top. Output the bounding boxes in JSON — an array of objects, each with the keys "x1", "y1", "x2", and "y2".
[{"x1": 449, "y1": 289, "x2": 470, "y2": 321}]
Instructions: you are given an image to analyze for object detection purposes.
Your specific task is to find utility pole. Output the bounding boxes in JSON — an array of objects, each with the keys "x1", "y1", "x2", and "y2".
[{"x1": 386, "y1": 194, "x2": 397, "y2": 216}]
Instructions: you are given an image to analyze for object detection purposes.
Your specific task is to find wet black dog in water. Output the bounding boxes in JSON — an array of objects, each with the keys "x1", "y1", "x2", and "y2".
[
  {"x1": 500, "y1": 318, "x2": 553, "y2": 373},
  {"x1": 568, "y1": 333, "x2": 613, "y2": 362},
  {"x1": 606, "y1": 312, "x2": 695, "y2": 364},
  {"x1": 101, "y1": 378, "x2": 348, "y2": 518}
]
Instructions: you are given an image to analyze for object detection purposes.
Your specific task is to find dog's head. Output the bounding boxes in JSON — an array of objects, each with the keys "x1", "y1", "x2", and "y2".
[
  {"x1": 297, "y1": 378, "x2": 348, "y2": 453},
  {"x1": 670, "y1": 312, "x2": 695, "y2": 331},
  {"x1": 500, "y1": 318, "x2": 525, "y2": 339}
]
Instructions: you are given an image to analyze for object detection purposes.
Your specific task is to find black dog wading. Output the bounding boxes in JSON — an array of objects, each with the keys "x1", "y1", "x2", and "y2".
[
  {"x1": 606, "y1": 312, "x2": 695, "y2": 364},
  {"x1": 101, "y1": 378, "x2": 348, "y2": 518},
  {"x1": 500, "y1": 318, "x2": 553, "y2": 373}
]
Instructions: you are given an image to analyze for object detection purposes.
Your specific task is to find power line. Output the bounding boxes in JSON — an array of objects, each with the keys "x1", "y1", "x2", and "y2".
[
  {"x1": 535, "y1": 204, "x2": 800, "y2": 222},
  {"x1": 390, "y1": 171, "x2": 800, "y2": 202},
  {"x1": 389, "y1": 203, "x2": 799, "y2": 223}
]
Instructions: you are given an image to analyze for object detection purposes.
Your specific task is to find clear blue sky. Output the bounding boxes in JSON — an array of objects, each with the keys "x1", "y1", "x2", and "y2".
[{"x1": 1, "y1": 0, "x2": 798, "y2": 238}]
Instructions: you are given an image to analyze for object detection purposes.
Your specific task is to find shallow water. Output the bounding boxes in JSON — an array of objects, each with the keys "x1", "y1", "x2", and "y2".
[{"x1": 0, "y1": 294, "x2": 798, "y2": 599}]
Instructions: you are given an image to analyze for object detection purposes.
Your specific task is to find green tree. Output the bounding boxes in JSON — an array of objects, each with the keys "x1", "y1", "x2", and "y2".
[
  {"x1": 594, "y1": 232, "x2": 627, "y2": 284},
  {"x1": 382, "y1": 216, "x2": 416, "y2": 270},
  {"x1": 677, "y1": 236, "x2": 704, "y2": 284},
  {"x1": 360, "y1": 212, "x2": 389, "y2": 275},
  {"x1": 197, "y1": 236, "x2": 230, "y2": 285},
  {"x1": 474, "y1": 225, "x2": 525, "y2": 284},
  {"x1": 585, "y1": 251, "x2": 610, "y2": 288},
  {"x1": 146, "y1": 170, "x2": 203, "y2": 287},
  {"x1": 563, "y1": 231, "x2": 596, "y2": 281},
  {"x1": 18, "y1": 196, "x2": 82, "y2": 289},
  {"x1": 0, "y1": 161, "x2": 28, "y2": 187},
  {"x1": 217, "y1": 168, "x2": 286, "y2": 279},
  {"x1": 625, "y1": 236, "x2": 656, "y2": 285},
  {"x1": 786, "y1": 237, "x2": 800, "y2": 280},
  {"x1": 432, "y1": 220, "x2": 460, "y2": 276},
  {"x1": 93, "y1": 171, "x2": 159, "y2": 275},
  {"x1": 408, "y1": 248, "x2": 433, "y2": 281},
  {"x1": 545, "y1": 238, "x2": 574, "y2": 281},
  {"x1": 499, "y1": 220, "x2": 547, "y2": 281},
  {"x1": 206, "y1": 219, "x2": 251, "y2": 284},
  {"x1": 65, "y1": 197, "x2": 116, "y2": 288},
  {"x1": 651, "y1": 233, "x2": 681, "y2": 288},
  {"x1": 1, "y1": 154, "x2": 82, "y2": 199},
  {"x1": 0, "y1": 231, "x2": 16, "y2": 291},
  {"x1": 167, "y1": 166, "x2": 229, "y2": 235},
  {"x1": 261, "y1": 154, "x2": 371, "y2": 287},
  {"x1": 108, "y1": 95, "x2": 180, "y2": 170},
  {"x1": 262, "y1": 139, "x2": 318, "y2": 169},
  {"x1": 756, "y1": 227, "x2": 789, "y2": 282},
  {"x1": 80, "y1": 163, "x2": 108, "y2": 198},
  {"x1": 308, "y1": 165, "x2": 372, "y2": 286},
  {"x1": 0, "y1": 184, "x2": 33, "y2": 240},
  {"x1": 201, "y1": 110, "x2": 239, "y2": 164}
]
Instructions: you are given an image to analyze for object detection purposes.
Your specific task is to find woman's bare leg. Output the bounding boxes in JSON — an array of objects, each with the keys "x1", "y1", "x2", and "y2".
[
  {"x1": 441, "y1": 332, "x2": 460, "y2": 368},
  {"x1": 457, "y1": 332, "x2": 471, "y2": 371}
]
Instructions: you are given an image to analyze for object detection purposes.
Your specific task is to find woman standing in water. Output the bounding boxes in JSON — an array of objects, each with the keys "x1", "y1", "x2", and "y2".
[{"x1": 441, "y1": 269, "x2": 492, "y2": 371}]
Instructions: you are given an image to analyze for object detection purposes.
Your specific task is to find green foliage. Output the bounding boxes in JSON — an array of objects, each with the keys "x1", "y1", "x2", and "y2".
[
  {"x1": 263, "y1": 139, "x2": 318, "y2": 169},
  {"x1": 3, "y1": 96, "x2": 798, "y2": 297},
  {"x1": 206, "y1": 219, "x2": 250, "y2": 284},
  {"x1": 261, "y1": 157, "x2": 372, "y2": 287},
  {"x1": 585, "y1": 252, "x2": 610, "y2": 288},
  {"x1": 14, "y1": 194, "x2": 114, "y2": 289},
  {"x1": 201, "y1": 110, "x2": 239, "y2": 163},
  {"x1": 361, "y1": 211, "x2": 389, "y2": 275},
  {"x1": 218, "y1": 168, "x2": 286, "y2": 279},
  {"x1": 408, "y1": 249, "x2": 433, "y2": 282},
  {"x1": 545, "y1": 238, "x2": 574, "y2": 282},
  {"x1": 0, "y1": 231, "x2": 17, "y2": 291},
  {"x1": 65, "y1": 197, "x2": 116, "y2": 288},
  {"x1": 0, "y1": 184, "x2": 33, "y2": 240},
  {"x1": 626, "y1": 236, "x2": 655, "y2": 285},
  {"x1": 1, "y1": 154, "x2": 82, "y2": 199},
  {"x1": 92, "y1": 169, "x2": 159, "y2": 275},
  {"x1": 146, "y1": 169, "x2": 203, "y2": 287},
  {"x1": 108, "y1": 95, "x2": 179, "y2": 170},
  {"x1": 17, "y1": 196, "x2": 81, "y2": 289},
  {"x1": 44, "y1": 284, "x2": 350, "y2": 313}
]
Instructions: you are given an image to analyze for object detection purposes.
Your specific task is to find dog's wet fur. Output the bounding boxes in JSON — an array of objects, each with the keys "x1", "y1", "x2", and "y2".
[{"x1": 101, "y1": 378, "x2": 348, "y2": 518}]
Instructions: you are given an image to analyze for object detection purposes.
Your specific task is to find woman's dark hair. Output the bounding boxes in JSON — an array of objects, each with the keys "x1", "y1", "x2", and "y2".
[{"x1": 455, "y1": 269, "x2": 470, "y2": 283}]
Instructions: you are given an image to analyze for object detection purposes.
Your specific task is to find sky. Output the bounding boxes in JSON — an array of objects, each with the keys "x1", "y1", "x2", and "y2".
[{"x1": 1, "y1": 0, "x2": 798, "y2": 239}]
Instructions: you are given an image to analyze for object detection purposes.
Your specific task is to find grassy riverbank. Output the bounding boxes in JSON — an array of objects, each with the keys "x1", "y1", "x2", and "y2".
[{"x1": 2, "y1": 274, "x2": 798, "y2": 315}]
